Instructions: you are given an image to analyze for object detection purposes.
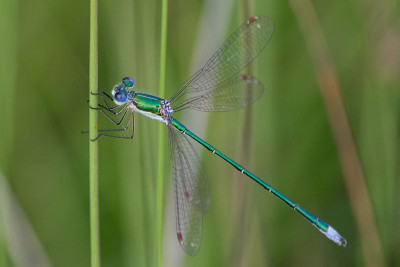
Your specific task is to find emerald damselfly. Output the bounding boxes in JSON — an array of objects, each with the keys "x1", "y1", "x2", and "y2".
[{"x1": 86, "y1": 16, "x2": 347, "y2": 256}]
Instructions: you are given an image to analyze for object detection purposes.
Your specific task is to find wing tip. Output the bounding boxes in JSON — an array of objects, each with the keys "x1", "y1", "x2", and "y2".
[
  {"x1": 177, "y1": 232, "x2": 184, "y2": 245},
  {"x1": 246, "y1": 15, "x2": 274, "y2": 33},
  {"x1": 177, "y1": 232, "x2": 201, "y2": 256},
  {"x1": 240, "y1": 74, "x2": 251, "y2": 80},
  {"x1": 246, "y1": 16, "x2": 258, "y2": 24}
]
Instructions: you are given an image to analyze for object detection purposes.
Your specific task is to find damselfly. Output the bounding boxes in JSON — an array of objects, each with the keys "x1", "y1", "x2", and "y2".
[{"x1": 86, "y1": 16, "x2": 347, "y2": 256}]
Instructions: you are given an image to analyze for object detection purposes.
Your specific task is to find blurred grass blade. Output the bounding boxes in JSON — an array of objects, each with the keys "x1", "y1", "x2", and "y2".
[
  {"x1": 0, "y1": 170, "x2": 53, "y2": 267},
  {"x1": 290, "y1": 0, "x2": 385, "y2": 266},
  {"x1": 162, "y1": 3, "x2": 235, "y2": 265},
  {"x1": 89, "y1": 0, "x2": 100, "y2": 266},
  {"x1": 0, "y1": 0, "x2": 17, "y2": 265},
  {"x1": 156, "y1": 0, "x2": 168, "y2": 265},
  {"x1": 229, "y1": 2, "x2": 257, "y2": 266},
  {"x1": 0, "y1": 0, "x2": 16, "y2": 175}
]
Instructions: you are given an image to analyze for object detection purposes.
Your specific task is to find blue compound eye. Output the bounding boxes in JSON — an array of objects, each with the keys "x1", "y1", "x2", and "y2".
[
  {"x1": 111, "y1": 84, "x2": 123, "y2": 96},
  {"x1": 114, "y1": 91, "x2": 127, "y2": 104},
  {"x1": 122, "y1": 77, "x2": 135, "y2": 88}
]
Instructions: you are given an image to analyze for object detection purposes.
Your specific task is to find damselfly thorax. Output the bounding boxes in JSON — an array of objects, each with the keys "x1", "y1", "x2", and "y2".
[{"x1": 129, "y1": 92, "x2": 170, "y2": 125}]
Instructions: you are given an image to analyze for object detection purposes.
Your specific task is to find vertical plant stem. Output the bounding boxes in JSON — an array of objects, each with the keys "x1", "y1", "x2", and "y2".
[
  {"x1": 89, "y1": 0, "x2": 100, "y2": 266},
  {"x1": 0, "y1": 171, "x2": 52, "y2": 267},
  {"x1": 230, "y1": 3, "x2": 255, "y2": 267},
  {"x1": 156, "y1": 0, "x2": 168, "y2": 266},
  {"x1": 290, "y1": 0, "x2": 384, "y2": 266},
  {"x1": 0, "y1": 176, "x2": 5, "y2": 267},
  {"x1": 0, "y1": 0, "x2": 17, "y2": 265}
]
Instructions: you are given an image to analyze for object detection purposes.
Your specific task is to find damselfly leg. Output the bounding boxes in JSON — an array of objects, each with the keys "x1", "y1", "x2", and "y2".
[
  {"x1": 90, "y1": 89, "x2": 119, "y2": 110},
  {"x1": 83, "y1": 90, "x2": 135, "y2": 141},
  {"x1": 85, "y1": 111, "x2": 135, "y2": 141},
  {"x1": 89, "y1": 102, "x2": 130, "y2": 125}
]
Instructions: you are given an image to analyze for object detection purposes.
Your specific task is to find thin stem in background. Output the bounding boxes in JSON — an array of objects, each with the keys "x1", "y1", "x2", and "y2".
[
  {"x1": 89, "y1": 0, "x2": 100, "y2": 266},
  {"x1": 156, "y1": 0, "x2": 168, "y2": 266},
  {"x1": 0, "y1": 171, "x2": 52, "y2": 267},
  {"x1": 230, "y1": 2, "x2": 257, "y2": 266},
  {"x1": 0, "y1": 0, "x2": 17, "y2": 265},
  {"x1": 289, "y1": 0, "x2": 385, "y2": 266},
  {"x1": 0, "y1": 196, "x2": 5, "y2": 267}
]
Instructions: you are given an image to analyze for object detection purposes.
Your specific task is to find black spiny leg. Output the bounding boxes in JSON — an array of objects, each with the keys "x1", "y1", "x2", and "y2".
[
  {"x1": 89, "y1": 103, "x2": 130, "y2": 125},
  {"x1": 89, "y1": 111, "x2": 135, "y2": 141},
  {"x1": 90, "y1": 89, "x2": 119, "y2": 110},
  {"x1": 83, "y1": 88, "x2": 135, "y2": 140}
]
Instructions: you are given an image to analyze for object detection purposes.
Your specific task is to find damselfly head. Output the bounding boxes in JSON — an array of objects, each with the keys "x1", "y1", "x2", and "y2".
[
  {"x1": 111, "y1": 84, "x2": 128, "y2": 105},
  {"x1": 121, "y1": 77, "x2": 135, "y2": 88}
]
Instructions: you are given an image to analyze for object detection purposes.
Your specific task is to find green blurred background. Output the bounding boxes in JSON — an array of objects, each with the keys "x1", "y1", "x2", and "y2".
[{"x1": 0, "y1": 0, "x2": 399, "y2": 266}]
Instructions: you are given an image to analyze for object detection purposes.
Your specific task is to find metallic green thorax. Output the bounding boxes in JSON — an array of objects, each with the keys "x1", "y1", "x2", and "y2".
[{"x1": 134, "y1": 93, "x2": 163, "y2": 114}]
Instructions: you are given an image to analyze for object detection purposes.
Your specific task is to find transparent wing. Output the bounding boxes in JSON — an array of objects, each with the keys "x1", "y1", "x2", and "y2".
[
  {"x1": 168, "y1": 126, "x2": 210, "y2": 212},
  {"x1": 171, "y1": 75, "x2": 264, "y2": 112},
  {"x1": 168, "y1": 126, "x2": 210, "y2": 256},
  {"x1": 169, "y1": 16, "x2": 273, "y2": 103}
]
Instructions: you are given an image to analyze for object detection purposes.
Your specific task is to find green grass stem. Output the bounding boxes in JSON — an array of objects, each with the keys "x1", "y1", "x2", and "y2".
[
  {"x1": 0, "y1": 177, "x2": 5, "y2": 267},
  {"x1": 156, "y1": 0, "x2": 168, "y2": 265},
  {"x1": 290, "y1": 0, "x2": 384, "y2": 266},
  {"x1": 89, "y1": 0, "x2": 100, "y2": 266},
  {"x1": 228, "y1": 3, "x2": 256, "y2": 265},
  {"x1": 0, "y1": 0, "x2": 17, "y2": 265}
]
